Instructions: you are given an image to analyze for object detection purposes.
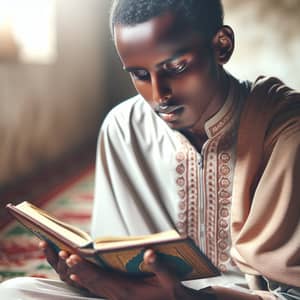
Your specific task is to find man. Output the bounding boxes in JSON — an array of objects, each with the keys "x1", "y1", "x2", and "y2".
[{"x1": 1, "y1": 0, "x2": 299, "y2": 299}]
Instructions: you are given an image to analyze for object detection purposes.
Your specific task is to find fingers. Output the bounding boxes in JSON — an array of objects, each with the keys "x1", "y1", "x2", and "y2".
[
  {"x1": 38, "y1": 241, "x2": 73, "y2": 283},
  {"x1": 66, "y1": 254, "x2": 83, "y2": 267},
  {"x1": 66, "y1": 255, "x2": 98, "y2": 283},
  {"x1": 66, "y1": 256, "x2": 105, "y2": 294},
  {"x1": 59, "y1": 250, "x2": 69, "y2": 260},
  {"x1": 57, "y1": 252, "x2": 71, "y2": 282},
  {"x1": 39, "y1": 241, "x2": 47, "y2": 250},
  {"x1": 65, "y1": 254, "x2": 84, "y2": 285},
  {"x1": 39, "y1": 241, "x2": 59, "y2": 270},
  {"x1": 69, "y1": 273, "x2": 81, "y2": 284},
  {"x1": 144, "y1": 249, "x2": 194, "y2": 299},
  {"x1": 144, "y1": 249, "x2": 181, "y2": 294}
]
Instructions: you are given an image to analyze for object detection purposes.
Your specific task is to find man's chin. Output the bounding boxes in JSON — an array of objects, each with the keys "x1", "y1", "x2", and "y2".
[{"x1": 165, "y1": 120, "x2": 193, "y2": 131}]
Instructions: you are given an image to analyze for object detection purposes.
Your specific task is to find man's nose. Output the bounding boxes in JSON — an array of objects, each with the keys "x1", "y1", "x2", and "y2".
[{"x1": 151, "y1": 74, "x2": 172, "y2": 104}]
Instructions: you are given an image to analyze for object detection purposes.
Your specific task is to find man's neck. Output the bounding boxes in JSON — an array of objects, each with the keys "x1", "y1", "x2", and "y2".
[
  {"x1": 183, "y1": 69, "x2": 230, "y2": 152},
  {"x1": 181, "y1": 131, "x2": 208, "y2": 153}
]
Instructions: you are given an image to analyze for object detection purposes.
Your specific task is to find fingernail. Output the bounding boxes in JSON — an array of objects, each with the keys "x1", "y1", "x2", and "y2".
[
  {"x1": 70, "y1": 274, "x2": 76, "y2": 281},
  {"x1": 59, "y1": 251, "x2": 66, "y2": 259},
  {"x1": 70, "y1": 255, "x2": 81, "y2": 263},
  {"x1": 148, "y1": 255, "x2": 156, "y2": 264},
  {"x1": 144, "y1": 249, "x2": 156, "y2": 264},
  {"x1": 39, "y1": 241, "x2": 46, "y2": 249},
  {"x1": 66, "y1": 258, "x2": 72, "y2": 267}
]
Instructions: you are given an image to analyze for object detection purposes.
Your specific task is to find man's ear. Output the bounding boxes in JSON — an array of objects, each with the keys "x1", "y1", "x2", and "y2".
[{"x1": 212, "y1": 25, "x2": 234, "y2": 65}]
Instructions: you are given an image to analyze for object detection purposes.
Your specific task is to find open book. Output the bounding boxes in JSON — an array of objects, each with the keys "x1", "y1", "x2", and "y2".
[{"x1": 6, "y1": 201, "x2": 220, "y2": 280}]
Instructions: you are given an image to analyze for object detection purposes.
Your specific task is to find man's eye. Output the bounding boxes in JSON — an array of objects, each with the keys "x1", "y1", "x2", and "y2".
[
  {"x1": 164, "y1": 61, "x2": 188, "y2": 75},
  {"x1": 130, "y1": 69, "x2": 150, "y2": 81}
]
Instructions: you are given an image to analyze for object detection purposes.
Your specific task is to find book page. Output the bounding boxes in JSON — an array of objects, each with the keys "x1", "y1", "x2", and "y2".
[
  {"x1": 93, "y1": 229, "x2": 180, "y2": 250},
  {"x1": 17, "y1": 202, "x2": 92, "y2": 246}
]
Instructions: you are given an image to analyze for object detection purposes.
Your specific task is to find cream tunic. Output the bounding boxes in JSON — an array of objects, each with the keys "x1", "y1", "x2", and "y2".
[{"x1": 0, "y1": 76, "x2": 299, "y2": 299}]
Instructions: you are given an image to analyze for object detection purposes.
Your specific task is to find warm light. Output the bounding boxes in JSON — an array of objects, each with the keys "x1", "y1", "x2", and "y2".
[{"x1": 0, "y1": 0, "x2": 56, "y2": 63}]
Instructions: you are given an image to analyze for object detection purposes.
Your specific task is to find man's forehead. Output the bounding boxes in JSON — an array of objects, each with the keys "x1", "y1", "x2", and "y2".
[{"x1": 114, "y1": 12, "x2": 202, "y2": 56}]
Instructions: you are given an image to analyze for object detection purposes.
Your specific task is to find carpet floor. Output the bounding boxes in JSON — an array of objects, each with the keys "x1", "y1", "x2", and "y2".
[{"x1": 0, "y1": 166, "x2": 95, "y2": 282}]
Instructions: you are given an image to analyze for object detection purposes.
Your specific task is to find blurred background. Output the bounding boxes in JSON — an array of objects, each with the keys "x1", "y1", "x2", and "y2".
[{"x1": 0, "y1": 0, "x2": 299, "y2": 187}]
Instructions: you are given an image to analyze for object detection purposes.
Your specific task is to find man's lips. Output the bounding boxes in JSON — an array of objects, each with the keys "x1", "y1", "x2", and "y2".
[
  {"x1": 155, "y1": 105, "x2": 184, "y2": 122},
  {"x1": 155, "y1": 104, "x2": 184, "y2": 114}
]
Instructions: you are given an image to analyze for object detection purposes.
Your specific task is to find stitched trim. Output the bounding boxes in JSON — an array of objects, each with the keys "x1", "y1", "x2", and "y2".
[{"x1": 175, "y1": 133, "x2": 200, "y2": 247}]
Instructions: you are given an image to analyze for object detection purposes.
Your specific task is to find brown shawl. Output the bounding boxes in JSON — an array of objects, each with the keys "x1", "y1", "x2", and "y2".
[{"x1": 231, "y1": 76, "x2": 300, "y2": 287}]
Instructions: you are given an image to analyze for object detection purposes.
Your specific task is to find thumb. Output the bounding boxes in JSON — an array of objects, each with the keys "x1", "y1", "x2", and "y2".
[{"x1": 144, "y1": 249, "x2": 181, "y2": 292}]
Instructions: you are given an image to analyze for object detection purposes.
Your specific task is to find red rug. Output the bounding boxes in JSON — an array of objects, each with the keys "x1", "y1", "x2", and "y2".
[{"x1": 0, "y1": 165, "x2": 95, "y2": 282}]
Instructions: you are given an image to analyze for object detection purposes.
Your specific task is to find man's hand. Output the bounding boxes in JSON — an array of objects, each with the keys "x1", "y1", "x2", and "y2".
[
  {"x1": 39, "y1": 241, "x2": 83, "y2": 290},
  {"x1": 39, "y1": 241, "x2": 215, "y2": 299},
  {"x1": 63, "y1": 248, "x2": 216, "y2": 300},
  {"x1": 39, "y1": 242, "x2": 261, "y2": 300}
]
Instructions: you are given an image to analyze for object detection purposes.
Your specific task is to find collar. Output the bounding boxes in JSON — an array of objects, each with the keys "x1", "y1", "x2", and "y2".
[{"x1": 204, "y1": 75, "x2": 245, "y2": 139}]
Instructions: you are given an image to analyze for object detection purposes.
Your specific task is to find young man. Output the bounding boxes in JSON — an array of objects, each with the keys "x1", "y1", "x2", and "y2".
[{"x1": 1, "y1": 0, "x2": 299, "y2": 299}]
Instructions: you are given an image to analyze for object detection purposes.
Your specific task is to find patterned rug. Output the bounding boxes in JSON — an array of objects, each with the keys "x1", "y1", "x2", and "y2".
[{"x1": 0, "y1": 166, "x2": 95, "y2": 283}]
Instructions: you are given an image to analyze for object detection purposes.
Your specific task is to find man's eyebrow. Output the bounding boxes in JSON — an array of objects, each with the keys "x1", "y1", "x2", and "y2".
[{"x1": 123, "y1": 48, "x2": 190, "y2": 72}]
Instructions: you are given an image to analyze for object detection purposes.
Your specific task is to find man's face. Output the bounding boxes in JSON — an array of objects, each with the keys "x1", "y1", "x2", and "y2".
[{"x1": 114, "y1": 12, "x2": 222, "y2": 133}]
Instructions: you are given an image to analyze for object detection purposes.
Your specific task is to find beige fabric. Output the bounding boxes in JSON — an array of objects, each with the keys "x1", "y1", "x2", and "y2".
[
  {"x1": 91, "y1": 94, "x2": 184, "y2": 238},
  {"x1": 231, "y1": 77, "x2": 300, "y2": 287},
  {"x1": 0, "y1": 277, "x2": 102, "y2": 300},
  {"x1": 91, "y1": 75, "x2": 300, "y2": 296},
  {"x1": 90, "y1": 76, "x2": 251, "y2": 290}
]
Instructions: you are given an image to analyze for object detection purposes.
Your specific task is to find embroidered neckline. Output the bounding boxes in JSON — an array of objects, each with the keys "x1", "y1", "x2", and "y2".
[{"x1": 204, "y1": 76, "x2": 241, "y2": 139}]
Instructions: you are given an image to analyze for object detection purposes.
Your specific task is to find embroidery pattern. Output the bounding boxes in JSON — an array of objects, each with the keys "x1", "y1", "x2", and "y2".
[
  {"x1": 204, "y1": 131, "x2": 237, "y2": 272},
  {"x1": 175, "y1": 133, "x2": 200, "y2": 247},
  {"x1": 173, "y1": 79, "x2": 247, "y2": 273},
  {"x1": 203, "y1": 136, "x2": 220, "y2": 266},
  {"x1": 174, "y1": 131, "x2": 236, "y2": 270},
  {"x1": 208, "y1": 110, "x2": 233, "y2": 137}
]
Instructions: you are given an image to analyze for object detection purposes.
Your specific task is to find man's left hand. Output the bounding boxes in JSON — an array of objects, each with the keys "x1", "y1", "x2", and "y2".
[{"x1": 64, "y1": 249, "x2": 216, "y2": 300}]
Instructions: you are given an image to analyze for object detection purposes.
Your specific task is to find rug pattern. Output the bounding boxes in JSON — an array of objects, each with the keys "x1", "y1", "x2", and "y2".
[{"x1": 0, "y1": 167, "x2": 95, "y2": 282}]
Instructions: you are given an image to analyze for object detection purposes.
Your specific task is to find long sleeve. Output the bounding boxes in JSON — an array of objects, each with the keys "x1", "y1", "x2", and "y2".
[{"x1": 231, "y1": 77, "x2": 300, "y2": 288}]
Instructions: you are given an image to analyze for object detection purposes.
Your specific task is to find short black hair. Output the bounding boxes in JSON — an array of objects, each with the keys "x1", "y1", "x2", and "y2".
[{"x1": 110, "y1": 0, "x2": 224, "y2": 40}]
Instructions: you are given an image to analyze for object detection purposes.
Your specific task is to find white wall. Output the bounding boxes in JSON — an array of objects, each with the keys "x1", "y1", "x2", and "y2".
[
  {"x1": 224, "y1": 0, "x2": 300, "y2": 89},
  {"x1": 0, "y1": 0, "x2": 111, "y2": 184},
  {"x1": 1, "y1": 0, "x2": 299, "y2": 185}
]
